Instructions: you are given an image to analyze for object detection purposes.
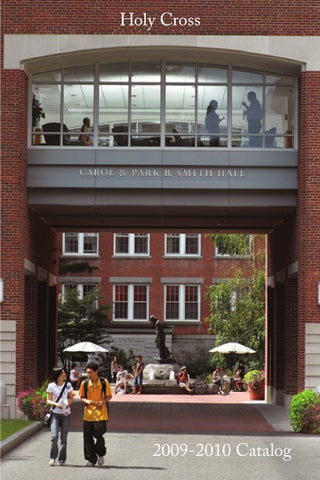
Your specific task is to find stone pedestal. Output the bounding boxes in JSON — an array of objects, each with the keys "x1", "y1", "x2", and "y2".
[
  {"x1": 141, "y1": 363, "x2": 182, "y2": 393},
  {"x1": 143, "y1": 363, "x2": 180, "y2": 381}
]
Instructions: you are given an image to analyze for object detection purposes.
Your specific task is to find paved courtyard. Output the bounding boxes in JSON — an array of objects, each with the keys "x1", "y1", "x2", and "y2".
[
  {"x1": 70, "y1": 391, "x2": 275, "y2": 434},
  {"x1": 2, "y1": 394, "x2": 320, "y2": 480}
]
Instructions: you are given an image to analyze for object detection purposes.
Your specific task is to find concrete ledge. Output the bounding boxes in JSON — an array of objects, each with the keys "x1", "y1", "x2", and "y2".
[
  {"x1": 0, "y1": 421, "x2": 43, "y2": 457},
  {"x1": 142, "y1": 385, "x2": 185, "y2": 394}
]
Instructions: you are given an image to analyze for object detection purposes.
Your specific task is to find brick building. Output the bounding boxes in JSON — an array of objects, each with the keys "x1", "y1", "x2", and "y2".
[
  {"x1": 1, "y1": 1, "x2": 320, "y2": 417},
  {"x1": 58, "y1": 232, "x2": 259, "y2": 364}
]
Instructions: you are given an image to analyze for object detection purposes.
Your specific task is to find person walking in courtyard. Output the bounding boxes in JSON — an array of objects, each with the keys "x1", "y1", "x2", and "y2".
[
  {"x1": 46, "y1": 367, "x2": 74, "y2": 466},
  {"x1": 79, "y1": 361, "x2": 112, "y2": 467}
]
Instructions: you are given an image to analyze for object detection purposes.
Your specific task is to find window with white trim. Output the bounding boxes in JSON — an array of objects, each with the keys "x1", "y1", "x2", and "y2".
[
  {"x1": 61, "y1": 283, "x2": 98, "y2": 308},
  {"x1": 114, "y1": 233, "x2": 150, "y2": 256},
  {"x1": 113, "y1": 284, "x2": 149, "y2": 321},
  {"x1": 164, "y1": 284, "x2": 200, "y2": 321},
  {"x1": 63, "y1": 233, "x2": 99, "y2": 255},
  {"x1": 165, "y1": 234, "x2": 201, "y2": 256}
]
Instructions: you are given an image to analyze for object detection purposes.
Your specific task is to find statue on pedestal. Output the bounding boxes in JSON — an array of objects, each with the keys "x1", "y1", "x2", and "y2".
[{"x1": 150, "y1": 315, "x2": 171, "y2": 361}]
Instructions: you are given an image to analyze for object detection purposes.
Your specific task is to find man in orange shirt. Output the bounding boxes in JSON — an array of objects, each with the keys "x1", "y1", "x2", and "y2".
[{"x1": 79, "y1": 361, "x2": 112, "y2": 467}]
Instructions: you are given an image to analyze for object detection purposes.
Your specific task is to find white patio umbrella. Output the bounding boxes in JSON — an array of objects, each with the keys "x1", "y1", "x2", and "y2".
[
  {"x1": 63, "y1": 341, "x2": 108, "y2": 353},
  {"x1": 208, "y1": 342, "x2": 256, "y2": 354}
]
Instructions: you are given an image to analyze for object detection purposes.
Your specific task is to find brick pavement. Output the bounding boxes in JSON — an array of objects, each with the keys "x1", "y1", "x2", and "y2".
[{"x1": 71, "y1": 391, "x2": 274, "y2": 434}]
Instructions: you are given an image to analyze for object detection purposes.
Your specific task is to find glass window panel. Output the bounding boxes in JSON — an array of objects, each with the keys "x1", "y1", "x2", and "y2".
[
  {"x1": 166, "y1": 235, "x2": 180, "y2": 254},
  {"x1": 131, "y1": 85, "x2": 160, "y2": 131},
  {"x1": 83, "y1": 233, "x2": 98, "y2": 254},
  {"x1": 64, "y1": 233, "x2": 79, "y2": 253},
  {"x1": 63, "y1": 65, "x2": 94, "y2": 82},
  {"x1": 134, "y1": 303, "x2": 147, "y2": 319},
  {"x1": 99, "y1": 85, "x2": 129, "y2": 146},
  {"x1": 167, "y1": 285, "x2": 179, "y2": 301},
  {"x1": 185, "y1": 285, "x2": 198, "y2": 320},
  {"x1": 114, "y1": 285, "x2": 128, "y2": 319},
  {"x1": 232, "y1": 86, "x2": 263, "y2": 148},
  {"x1": 115, "y1": 302, "x2": 128, "y2": 319},
  {"x1": 32, "y1": 70, "x2": 61, "y2": 82},
  {"x1": 165, "y1": 85, "x2": 195, "y2": 136},
  {"x1": 134, "y1": 285, "x2": 147, "y2": 302},
  {"x1": 83, "y1": 284, "x2": 96, "y2": 296},
  {"x1": 115, "y1": 285, "x2": 128, "y2": 301},
  {"x1": 265, "y1": 85, "x2": 294, "y2": 136},
  {"x1": 198, "y1": 86, "x2": 227, "y2": 147},
  {"x1": 131, "y1": 62, "x2": 161, "y2": 82},
  {"x1": 166, "y1": 63, "x2": 195, "y2": 83},
  {"x1": 99, "y1": 63, "x2": 129, "y2": 82},
  {"x1": 133, "y1": 285, "x2": 147, "y2": 319},
  {"x1": 63, "y1": 84, "x2": 94, "y2": 134},
  {"x1": 134, "y1": 234, "x2": 148, "y2": 254},
  {"x1": 115, "y1": 234, "x2": 129, "y2": 254},
  {"x1": 166, "y1": 285, "x2": 179, "y2": 319},
  {"x1": 198, "y1": 65, "x2": 227, "y2": 83},
  {"x1": 32, "y1": 85, "x2": 61, "y2": 128},
  {"x1": 185, "y1": 235, "x2": 199, "y2": 255},
  {"x1": 265, "y1": 73, "x2": 294, "y2": 85},
  {"x1": 233, "y1": 69, "x2": 263, "y2": 83}
]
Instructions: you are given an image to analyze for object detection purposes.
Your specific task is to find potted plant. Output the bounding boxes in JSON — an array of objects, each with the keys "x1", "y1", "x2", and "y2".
[
  {"x1": 32, "y1": 93, "x2": 45, "y2": 144},
  {"x1": 243, "y1": 369, "x2": 265, "y2": 400}
]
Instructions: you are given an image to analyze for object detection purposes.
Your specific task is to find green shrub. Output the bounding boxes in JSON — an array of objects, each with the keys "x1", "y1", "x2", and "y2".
[
  {"x1": 289, "y1": 389, "x2": 320, "y2": 434},
  {"x1": 179, "y1": 349, "x2": 215, "y2": 379}
]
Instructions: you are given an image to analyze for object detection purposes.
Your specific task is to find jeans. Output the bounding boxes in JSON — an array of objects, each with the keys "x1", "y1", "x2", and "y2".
[
  {"x1": 50, "y1": 413, "x2": 70, "y2": 463},
  {"x1": 134, "y1": 375, "x2": 143, "y2": 387},
  {"x1": 83, "y1": 421, "x2": 107, "y2": 464}
]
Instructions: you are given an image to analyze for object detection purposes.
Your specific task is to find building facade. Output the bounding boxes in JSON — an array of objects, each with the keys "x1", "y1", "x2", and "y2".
[
  {"x1": 1, "y1": 1, "x2": 320, "y2": 417},
  {"x1": 58, "y1": 232, "x2": 258, "y2": 364}
]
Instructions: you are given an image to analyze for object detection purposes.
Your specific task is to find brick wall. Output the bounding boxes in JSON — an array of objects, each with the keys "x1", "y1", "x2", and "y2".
[
  {"x1": 297, "y1": 72, "x2": 320, "y2": 390},
  {"x1": 267, "y1": 71, "x2": 320, "y2": 397},
  {"x1": 2, "y1": 1, "x2": 320, "y2": 35},
  {"x1": 1, "y1": 69, "x2": 59, "y2": 398}
]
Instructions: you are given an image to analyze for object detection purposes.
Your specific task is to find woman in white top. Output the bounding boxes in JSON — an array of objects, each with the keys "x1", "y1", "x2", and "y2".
[{"x1": 46, "y1": 367, "x2": 74, "y2": 466}]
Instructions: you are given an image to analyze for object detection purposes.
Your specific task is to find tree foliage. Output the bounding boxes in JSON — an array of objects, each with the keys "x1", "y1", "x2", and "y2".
[
  {"x1": 57, "y1": 286, "x2": 112, "y2": 369},
  {"x1": 206, "y1": 234, "x2": 265, "y2": 370},
  {"x1": 210, "y1": 233, "x2": 252, "y2": 257}
]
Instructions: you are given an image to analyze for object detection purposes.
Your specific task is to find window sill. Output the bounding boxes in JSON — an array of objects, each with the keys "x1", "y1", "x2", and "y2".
[
  {"x1": 214, "y1": 255, "x2": 252, "y2": 260},
  {"x1": 112, "y1": 255, "x2": 151, "y2": 259},
  {"x1": 62, "y1": 254, "x2": 100, "y2": 258},
  {"x1": 112, "y1": 319, "x2": 149, "y2": 323},
  {"x1": 164, "y1": 320, "x2": 201, "y2": 324},
  {"x1": 163, "y1": 255, "x2": 202, "y2": 259}
]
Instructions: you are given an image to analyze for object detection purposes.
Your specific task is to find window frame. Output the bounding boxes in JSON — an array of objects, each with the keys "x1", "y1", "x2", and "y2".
[
  {"x1": 214, "y1": 234, "x2": 252, "y2": 258},
  {"x1": 62, "y1": 233, "x2": 99, "y2": 256},
  {"x1": 164, "y1": 284, "x2": 201, "y2": 322},
  {"x1": 113, "y1": 233, "x2": 150, "y2": 257},
  {"x1": 61, "y1": 283, "x2": 99, "y2": 309},
  {"x1": 113, "y1": 283, "x2": 149, "y2": 322},
  {"x1": 164, "y1": 234, "x2": 201, "y2": 257}
]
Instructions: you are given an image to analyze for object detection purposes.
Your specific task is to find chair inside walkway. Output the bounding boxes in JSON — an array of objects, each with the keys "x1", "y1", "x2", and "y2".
[{"x1": 42, "y1": 122, "x2": 71, "y2": 145}]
